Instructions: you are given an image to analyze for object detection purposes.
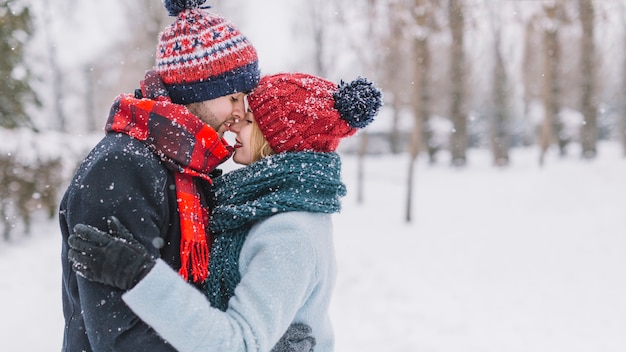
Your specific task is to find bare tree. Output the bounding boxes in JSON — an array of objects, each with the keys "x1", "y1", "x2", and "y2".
[
  {"x1": 448, "y1": 0, "x2": 468, "y2": 167},
  {"x1": 307, "y1": 0, "x2": 329, "y2": 77},
  {"x1": 521, "y1": 16, "x2": 539, "y2": 146},
  {"x1": 120, "y1": 0, "x2": 170, "y2": 87},
  {"x1": 407, "y1": 0, "x2": 427, "y2": 222},
  {"x1": 354, "y1": 0, "x2": 379, "y2": 204},
  {"x1": 579, "y1": 0, "x2": 598, "y2": 159},
  {"x1": 81, "y1": 1, "x2": 170, "y2": 132},
  {"x1": 381, "y1": 0, "x2": 411, "y2": 155},
  {"x1": 334, "y1": 0, "x2": 387, "y2": 204},
  {"x1": 618, "y1": 2, "x2": 626, "y2": 157},
  {"x1": 538, "y1": 1, "x2": 570, "y2": 166},
  {"x1": 622, "y1": 48, "x2": 626, "y2": 157},
  {"x1": 83, "y1": 65, "x2": 96, "y2": 131},
  {"x1": 487, "y1": 1, "x2": 510, "y2": 166},
  {"x1": 405, "y1": 0, "x2": 440, "y2": 222},
  {"x1": 41, "y1": 0, "x2": 68, "y2": 131}
]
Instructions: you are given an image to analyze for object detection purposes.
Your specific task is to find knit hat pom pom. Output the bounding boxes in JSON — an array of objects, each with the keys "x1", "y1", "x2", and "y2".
[
  {"x1": 333, "y1": 77, "x2": 383, "y2": 129},
  {"x1": 164, "y1": 0, "x2": 208, "y2": 16}
]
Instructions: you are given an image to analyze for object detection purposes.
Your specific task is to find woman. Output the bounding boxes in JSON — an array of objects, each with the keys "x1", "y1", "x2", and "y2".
[{"x1": 68, "y1": 72, "x2": 383, "y2": 351}]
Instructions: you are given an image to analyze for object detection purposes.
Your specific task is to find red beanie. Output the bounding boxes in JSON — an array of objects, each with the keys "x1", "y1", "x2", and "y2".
[{"x1": 247, "y1": 73, "x2": 383, "y2": 153}]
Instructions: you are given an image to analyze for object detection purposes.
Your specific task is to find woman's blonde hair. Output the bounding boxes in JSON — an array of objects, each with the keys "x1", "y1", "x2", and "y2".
[{"x1": 249, "y1": 120, "x2": 275, "y2": 162}]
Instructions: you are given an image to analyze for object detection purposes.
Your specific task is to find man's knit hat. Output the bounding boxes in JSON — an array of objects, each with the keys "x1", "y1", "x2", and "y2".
[
  {"x1": 247, "y1": 73, "x2": 383, "y2": 153},
  {"x1": 155, "y1": 0, "x2": 260, "y2": 104}
]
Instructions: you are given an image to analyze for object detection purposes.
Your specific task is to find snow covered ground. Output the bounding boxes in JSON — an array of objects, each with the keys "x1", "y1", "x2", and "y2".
[{"x1": 1, "y1": 143, "x2": 625, "y2": 351}]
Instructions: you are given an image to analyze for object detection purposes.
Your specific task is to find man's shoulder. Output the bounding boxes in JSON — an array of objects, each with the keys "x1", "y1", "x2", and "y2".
[
  {"x1": 97, "y1": 133, "x2": 154, "y2": 157},
  {"x1": 68, "y1": 133, "x2": 170, "y2": 191},
  {"x1": 83, "y1": 133, "x2": 162, "y2": 168}
]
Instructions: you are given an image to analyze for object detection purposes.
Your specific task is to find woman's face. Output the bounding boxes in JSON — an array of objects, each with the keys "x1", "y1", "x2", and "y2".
[{"x1": 229, "y1": 109, "x2": 255, "y2": 165}]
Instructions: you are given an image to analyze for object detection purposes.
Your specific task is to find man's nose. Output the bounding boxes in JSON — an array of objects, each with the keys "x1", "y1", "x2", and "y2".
[
  {"x1": 233, "y1": 97, "x2": 246, "y2": 116},
  {"x1": 227, "y1": 118, "x2": 242, "y2": 132}
]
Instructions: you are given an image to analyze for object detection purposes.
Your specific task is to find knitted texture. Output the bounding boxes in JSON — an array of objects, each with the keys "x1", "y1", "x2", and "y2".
[
  {"x1": 206, "y1": 151, "x2": 346, "y2": 311},
  {"x1": 247, "y1": 73, "x2": 383, "y2": 153},
  {"x1": 334, "y1": 77, "x2": 383, "y2": 128},
  {"x1": 271, "y1": 323, "x2": 316, "y2": 352},
  {"x1": 156, "y1": 1, "x2": 260, "y2": 104},
  {"x1": 106, "y1": 70, "x2": 233, "y2": 283}
]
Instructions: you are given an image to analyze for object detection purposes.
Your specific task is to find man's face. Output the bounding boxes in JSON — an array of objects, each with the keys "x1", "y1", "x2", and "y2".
[{"x1": 185, "y1": 93, "x2": 246, "y2": 138}]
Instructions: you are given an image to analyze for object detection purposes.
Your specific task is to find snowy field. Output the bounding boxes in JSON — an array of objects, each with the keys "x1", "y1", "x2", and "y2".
[{"x1": 1, "y1": 143, "x2": 625, "y2": 351}]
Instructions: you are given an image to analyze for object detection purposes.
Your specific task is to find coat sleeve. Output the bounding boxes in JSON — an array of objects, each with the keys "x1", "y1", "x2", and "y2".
[
  {"x1": 123, "y1": 212, "x2": 324, "y2": 352},
  {"x1": 63, "y1": 138, "x2": 177, "y2": 351}
]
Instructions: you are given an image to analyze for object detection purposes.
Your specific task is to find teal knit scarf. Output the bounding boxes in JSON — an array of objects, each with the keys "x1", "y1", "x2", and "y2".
[{"x1": 206, "y1": 151, "x2": 346, "y2": 311}]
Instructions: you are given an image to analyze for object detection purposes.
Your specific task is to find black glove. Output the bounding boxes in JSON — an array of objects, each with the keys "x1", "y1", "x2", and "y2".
[
  {"x1": 68, "y1": 216, "x2": 155, "y2": 290},
  {"x1": 271, "y1": 323, "x2": 316, "y2": 352}
]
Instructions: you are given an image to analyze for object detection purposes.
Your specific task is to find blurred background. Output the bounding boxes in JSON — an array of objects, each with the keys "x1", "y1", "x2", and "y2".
[{"x1": 1, "y1": 0, "x2": 625, "y2": 232}]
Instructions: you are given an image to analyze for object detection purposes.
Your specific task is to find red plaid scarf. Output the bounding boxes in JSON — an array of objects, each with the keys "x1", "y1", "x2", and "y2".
[{"x1": 104, "y1": 71, "x2": 233, "y2": 283}]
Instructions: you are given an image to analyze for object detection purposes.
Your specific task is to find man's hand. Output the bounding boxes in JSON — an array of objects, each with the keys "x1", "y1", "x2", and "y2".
[{"x1": 68, "y1": 216, "x2": 155, "y2": 290}]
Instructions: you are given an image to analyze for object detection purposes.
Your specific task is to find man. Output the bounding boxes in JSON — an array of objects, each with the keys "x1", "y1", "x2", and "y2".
[{"x1": 59, "y1": 1, "x2": 259, "y2": 350}]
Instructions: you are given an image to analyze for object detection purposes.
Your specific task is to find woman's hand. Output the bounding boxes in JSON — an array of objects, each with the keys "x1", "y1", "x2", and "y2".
[{"x1": 68, "y1": 216, "x2": 155, "y2": 290}]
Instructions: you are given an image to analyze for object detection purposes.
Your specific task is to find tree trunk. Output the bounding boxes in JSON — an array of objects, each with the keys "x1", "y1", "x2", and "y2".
[
  {"x1": 43, "y1": 0, "x2": 67, "y2": 131},
  {"x1": 84, "y1": 65, "x2": 97, "y2": 132},
  {"x1": 448, "y1": 0, "x2": 467, "y2": 167},
  {"x1": 308, "y1": 0, "x2": 327, "y2": 77},
  {"x1": 406, "y1": 36, "x2": 428, "y2": 221},
  {"x1": 406, "y1": 150, "x2": 417, "y2": 223},
  {"x1": 387, "y1": 0, "x2": 406, "y2": 155},
  {"x1": 622, "y1": 37, "x2": 626, "y2": 157},
  {"x1": 406, "y1": 0, "x2": 431, "y2": 222},
  {"x1": 356, "y1": 133, "x2": 368, "y2": 204},
  {"x1": 521, "y1": 19, "x2": 535, "y2": 148},
  {"x1": 539, "y1": 4, "x2": 562, "y2": 166},
  {"x1": 406, "y1": 95, "x2": 422, "y2": 222},
  {"x1": 356, "y1": 0, "x2": 378, "y2": 204},
  {"x1": 620, "y1": 3, "x2": 626, "y2": 157},
  {"x1": 491, "y1": 26, "x2": 510, "y2": 166},
  {"x1": 579, "y1": 0, "x2": 597, "y2": 159},
  {"x1": 390, "y1": 105, "x2": 403, "y2": 154},
  {"x1": 539, "y1": 29, "x2": 558, "y2": 166}
]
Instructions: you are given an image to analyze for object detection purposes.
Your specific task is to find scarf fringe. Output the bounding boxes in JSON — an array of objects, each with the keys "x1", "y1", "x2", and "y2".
[
  {"x1": 179, "y1": 239, "x2": 210, "y2": 283},
  {"x1": 175, "y1": 173, "x2": 211, "y2": 284}
]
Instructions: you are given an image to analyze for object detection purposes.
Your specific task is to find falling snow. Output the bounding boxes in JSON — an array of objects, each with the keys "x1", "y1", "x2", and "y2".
[{"x1": 1, "y1": 143, "x2": 625, "y2": 351}]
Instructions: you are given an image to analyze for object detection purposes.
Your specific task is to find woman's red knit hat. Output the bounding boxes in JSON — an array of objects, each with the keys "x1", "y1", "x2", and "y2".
[{"x1": 247, "y1": 73, "x2": 383, "y2": 153}]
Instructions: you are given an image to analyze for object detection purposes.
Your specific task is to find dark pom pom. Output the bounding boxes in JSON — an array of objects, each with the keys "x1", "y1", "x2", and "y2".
[
  {"x1": 164, "y1": 0, "x2": 207, "y2": 16},
  {"x1": 333, "y1": 77, "x2": 383, "y2": 129}
]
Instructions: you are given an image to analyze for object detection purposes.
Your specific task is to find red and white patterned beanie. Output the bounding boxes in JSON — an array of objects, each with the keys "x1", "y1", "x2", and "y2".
[
  {"x1": 156, "y1": 0, "x2": 260, "y2": 104},
  {"x1": 247, "y1": 73, "x2": 383, "y2": 153}
]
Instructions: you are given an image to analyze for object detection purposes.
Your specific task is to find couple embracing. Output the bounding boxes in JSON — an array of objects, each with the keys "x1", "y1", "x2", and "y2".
[{"x1": 59, "y1": 1, "x2": 382, "y2": 351}]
